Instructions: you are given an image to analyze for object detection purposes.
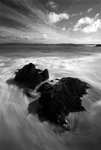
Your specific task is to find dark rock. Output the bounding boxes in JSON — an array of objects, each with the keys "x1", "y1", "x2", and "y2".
[
  {"x1": 59, "y1": 77, "x2": 89, "y2": 97},
  {"x1": 41, "y1": 69, "x2": 49, "y2": 81},
  {"x1": 28, "y1": 77, "x2": 89, "y2": 132},
  {"x1": 37, "y1": 82, "x2": 52, "y2": 93},
  {"x1": 14, "y1": 63, "x2": 49, "y2": 89},
  {"x1": 95, "y1": 44, "x2": 101, "y2": 47}
]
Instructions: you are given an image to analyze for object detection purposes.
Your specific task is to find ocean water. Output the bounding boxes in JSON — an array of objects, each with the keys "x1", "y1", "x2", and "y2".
[{"x1": 0, "y1": 44, "x2": 101, "y2": 150}]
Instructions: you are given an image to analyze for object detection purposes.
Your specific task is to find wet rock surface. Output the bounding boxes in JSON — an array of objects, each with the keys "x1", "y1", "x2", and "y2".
[
  {"x1": 14, "y1": 63, "x2": 90, "y2": 132},
  {"x1": 14, "y1": 63, "x2": 49, "y2": 89},
  {"x1": 28, "y1": 77, "x2": 89, "y2": 131}
]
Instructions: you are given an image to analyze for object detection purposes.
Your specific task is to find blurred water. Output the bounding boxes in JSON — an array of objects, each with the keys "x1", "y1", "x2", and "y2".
[{"x1": 0, "y1": 44, "x2": 101, "y2": 150}]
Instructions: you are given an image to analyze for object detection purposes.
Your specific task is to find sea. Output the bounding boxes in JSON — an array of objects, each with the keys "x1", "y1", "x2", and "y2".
[{"x1": 0, "y1": 43, "x2": 101, "y2": 150}]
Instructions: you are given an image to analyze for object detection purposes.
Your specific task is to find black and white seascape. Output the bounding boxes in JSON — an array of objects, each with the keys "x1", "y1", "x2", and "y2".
[
  {"x1": 0, "y1": 44, "x2": 101, "y2": 150},
  {"x1": 0, "y1": 0, "x2": 101, "y2": 149}
]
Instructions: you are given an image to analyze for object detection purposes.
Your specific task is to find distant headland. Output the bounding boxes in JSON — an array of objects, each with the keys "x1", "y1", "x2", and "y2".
[{"x1": 0, "y1": 43, "x2": 96, "y2": 46}]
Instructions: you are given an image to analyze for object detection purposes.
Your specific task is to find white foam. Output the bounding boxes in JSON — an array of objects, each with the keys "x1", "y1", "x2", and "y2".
[
  {"x1": 0, "y1": 53, "x2": 101, "y2": 150},
  {"x1": 0, "y1": 53, "x2": 101, "y2": 85}
]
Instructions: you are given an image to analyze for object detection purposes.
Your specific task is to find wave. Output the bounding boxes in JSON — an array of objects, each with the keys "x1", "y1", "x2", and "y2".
[{"x1": 0, "y1": 52, "x2": 101, "y2": 150}]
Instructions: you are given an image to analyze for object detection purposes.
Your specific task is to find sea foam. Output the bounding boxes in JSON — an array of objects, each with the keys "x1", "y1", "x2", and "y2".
[{"x1": 0, "y1": 52, "x2": 101, "y2": 150}]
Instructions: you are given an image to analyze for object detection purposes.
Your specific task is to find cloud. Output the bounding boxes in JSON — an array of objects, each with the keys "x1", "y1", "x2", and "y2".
[
  {"x1": 71, "y1": 12, "x2": 83, "y2": 17},
  {"x1": 0, "y1": 0, "x2": 66, "y2": 43},
  {"x1": 48, "y1": 12, "x2": 69, "y2": 23},
  {"x1": 82, "y1": 19, "x2": 101, "y2": 33},
  {"x1": 87, "y1": 8, "x2": 93, "y2": 13},
  {"x1": 73, "y1": 13, "x2": 100, "y2": 32},
  {"x1": 0, "y1": 0, "x2": 49, "y2": 30},
  {"x1": 46, "y1": 1, "x2": 59, "y2": 10},
  {"x1": 42, "y1": 34, "x2": 48, "y2": 40},
  {"x1": 73, "y1": 17, "x2": 94, "y2": 31},
  {"x1": 95, "y1": 13, "x2": 99, "y2": 19},
  {"x1": 73, "y1": 36, "x2": 101, "y2": 44},
  {"x1": 62, "y1": 27, "x2": 66, "y2": 31},
  {"x1": 80, "y1": 12, "x2": 83, "y2": 15}
]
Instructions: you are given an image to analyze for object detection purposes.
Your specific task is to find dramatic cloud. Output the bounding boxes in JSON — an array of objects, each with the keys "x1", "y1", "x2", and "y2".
[
  {"x1": 0, "y1": 0, "x2": 101, "y2": 44},
  {"x1": 73, "y1": 13, "x2": 100, "y2": 32},
  {"x1": 73, "y1": 17, "x2": 94, "y2": 31},
  {"x1": 82, "y1": 19, "x2": 101, "y2": 33},
  {"x1": 0, "y1": 0, "x2": 67, "y2": 43},
  {"x1": 0, "y1": 0, "x2": 49, "y2": 30},
  {"x1": 46, "y1": 1, "x2": 59, "y2": 10},
  {"x1": 48, "y1": 12, "x2": 69, "y2": 23}
]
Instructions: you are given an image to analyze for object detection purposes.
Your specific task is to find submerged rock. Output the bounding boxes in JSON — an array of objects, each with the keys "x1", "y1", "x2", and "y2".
[
  {"x1": 28, "y1": 77, "x2": 89, "y2": 132},
  {"x1": 14, "y1": 63, "x2": 49, "y2": 89}
]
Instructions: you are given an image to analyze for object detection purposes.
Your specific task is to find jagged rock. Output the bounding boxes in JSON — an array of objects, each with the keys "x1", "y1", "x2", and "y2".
[
  {"x1": 28, "y1": 77, "x2": 89, "y2": 131},
  {"x1": 14, "y1": 63, "x2": 49, "y2": 89},
  {"x1": 13, "y1": 63, "x2": 90, "y2": 132}
]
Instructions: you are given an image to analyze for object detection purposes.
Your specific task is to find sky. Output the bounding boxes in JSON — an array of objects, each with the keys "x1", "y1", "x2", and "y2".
[{"x1": 0, "y1": 0, "x2": 101, "y2": 44}]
